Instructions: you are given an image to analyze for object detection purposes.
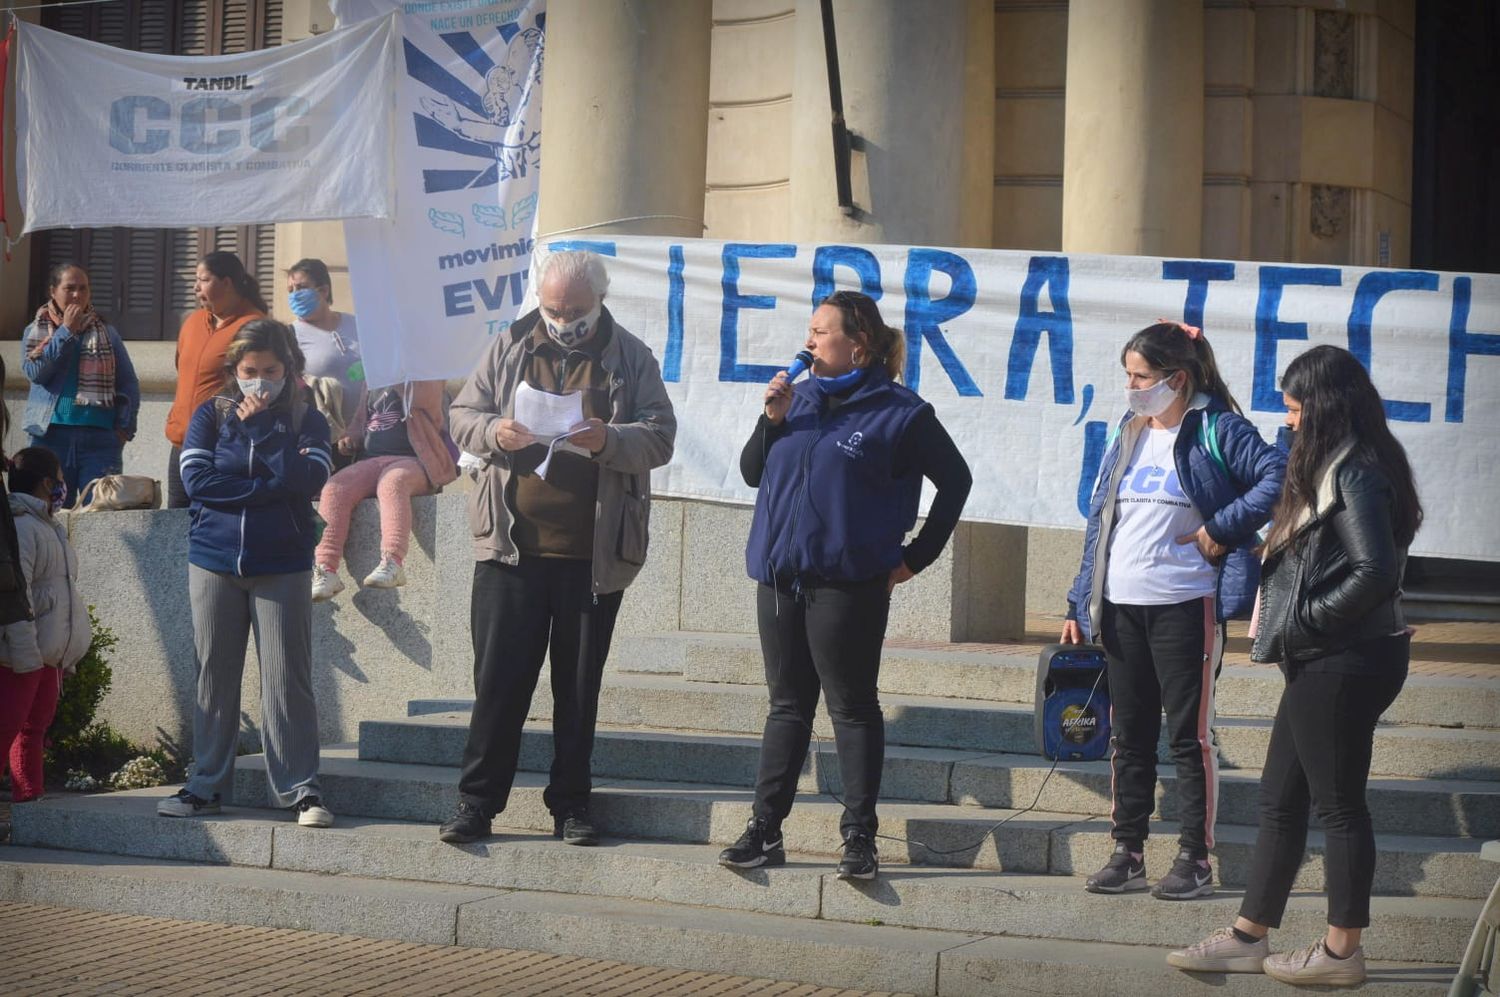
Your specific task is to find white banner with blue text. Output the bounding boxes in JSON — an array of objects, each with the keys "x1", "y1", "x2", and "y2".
[
  {"x1": 14, "y1": 15, "x2": 398, "y2": 233},
  {"x1": 541, "y1": 235, "x2": 1498, "y2": 562},
  {"x1": 334, "y1": 0, "x2": 544, "y2": 390}
]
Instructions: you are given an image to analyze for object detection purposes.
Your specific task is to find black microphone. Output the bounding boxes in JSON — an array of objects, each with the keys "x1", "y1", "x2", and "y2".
[{"x1": 785, "y1": 350, "x2": 814, "y2": 381}]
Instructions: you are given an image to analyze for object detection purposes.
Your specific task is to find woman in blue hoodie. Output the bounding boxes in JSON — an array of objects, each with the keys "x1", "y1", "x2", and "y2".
[
  {"x1": 157, "y1": 319, "x2": 336, "y2": 828},
  {"x1": 1064, "y1": 321, "x2": 1285, "y2": 901},
  {"x1": 719, "y1": 291, "x2": 972, "y2": 881}
]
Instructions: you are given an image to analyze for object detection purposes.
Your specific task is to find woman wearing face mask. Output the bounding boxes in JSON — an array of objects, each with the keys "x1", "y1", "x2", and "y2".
[
  {"x1": 286, "y1": 258, "x2": 364, "y2": 466},
  {"x1": 310, "y1": 379, "x2": 458, "y2": 598},
  {"x1": 1169, "y1": 346, "x2": 1421, "y2": 987},
  {"x1": 20, "y1": 263, "x2": 141, "y2": 506},
  {"x1": 1063, "y1": 321, "x2": 1285, "y2": 901},
  {"x1": 0, "y1": 447, "x2": 90, "y2": 805},
  {"x1": 720, "y1": 291, "x2": 972, "y2": 882},
  {"x1": 158, "y1": 319, "x2": 335, "y2": 828},
  {"x1": 164, "y1": 251, "x2": 268, "y2": 509}
]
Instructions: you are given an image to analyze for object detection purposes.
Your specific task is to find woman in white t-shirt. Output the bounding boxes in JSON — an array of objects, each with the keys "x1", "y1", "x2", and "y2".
[
  {"x1": 287, "y1": 258, "x2": 364, "y2": 463},
  {"x1": 1062, "y1": 321, "x2": 1286, "y2": 902}
]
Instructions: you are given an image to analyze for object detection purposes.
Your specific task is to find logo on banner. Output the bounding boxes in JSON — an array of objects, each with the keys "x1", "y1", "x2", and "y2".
[{"x1": 406, "y1": 22, "x2": 544, "y2": 198}]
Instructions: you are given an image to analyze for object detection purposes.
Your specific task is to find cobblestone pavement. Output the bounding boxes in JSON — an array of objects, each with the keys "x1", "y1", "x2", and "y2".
[{"x1": 2, "y1": 902, "x2": 914, "y2": 997}]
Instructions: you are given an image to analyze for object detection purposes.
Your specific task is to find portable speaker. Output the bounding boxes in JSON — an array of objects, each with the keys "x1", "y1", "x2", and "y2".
[{"x1": 1033, "y1": 643, "x2": 1111, "y2": 761}]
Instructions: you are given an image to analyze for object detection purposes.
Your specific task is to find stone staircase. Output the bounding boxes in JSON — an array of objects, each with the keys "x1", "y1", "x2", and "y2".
[{"x1": 5, "y1": 632, "x2": 1497, "y2": 995}]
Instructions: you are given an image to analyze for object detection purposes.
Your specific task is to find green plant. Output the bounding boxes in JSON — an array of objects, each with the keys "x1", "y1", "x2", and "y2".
[
  {"x1": 41, "y1": 609, "x2": 185, "y2": 786},
  {"x1": 45, "y1": 607, "x2": 118, "y2": 769}
]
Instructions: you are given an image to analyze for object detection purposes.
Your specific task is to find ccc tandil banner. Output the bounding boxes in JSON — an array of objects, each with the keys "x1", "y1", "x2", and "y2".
[{"x1": 13, "y1": 15, "x2": 398, "y2": 232}]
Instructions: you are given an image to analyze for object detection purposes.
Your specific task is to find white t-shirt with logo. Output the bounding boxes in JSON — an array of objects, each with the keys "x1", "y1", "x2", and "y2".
[{"x1": 1103, "y1": 424, "x2": 1219, "y2": 605}]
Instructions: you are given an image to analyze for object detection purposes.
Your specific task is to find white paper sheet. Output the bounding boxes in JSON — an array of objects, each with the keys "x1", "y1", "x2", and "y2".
[{"x1": 514, "y1": 382, "x2": 585, "y2": 442}]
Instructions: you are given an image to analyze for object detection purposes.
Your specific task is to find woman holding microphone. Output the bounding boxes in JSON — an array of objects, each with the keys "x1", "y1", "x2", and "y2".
[
  {"x1": 1064, "y1": 321, "x2": 1285, "y2": 900},
  {"x1": 718, "y1": 291, "x2": 972, "y2": 881}
]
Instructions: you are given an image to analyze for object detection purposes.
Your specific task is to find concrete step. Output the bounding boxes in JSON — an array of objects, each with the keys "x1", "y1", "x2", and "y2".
[
  {"x1": 612, "y1": 631, "x2": 1500, "y2": 730},
  {"x1": 217, "y1": 748, "x2": 1494, "y2": 898},
  {"x1": 4, "y1": 791, "x2": 1482, "y2": 968},
  {"x1": 406, "y1": 674, "x2": 1500, "y2": 781},
  {"x1": 359, "y1": 715, "x2": 1500, "y2": 839},
  {"x1": 0, "y1": 844, "x2": 1454, "y2": 996}
]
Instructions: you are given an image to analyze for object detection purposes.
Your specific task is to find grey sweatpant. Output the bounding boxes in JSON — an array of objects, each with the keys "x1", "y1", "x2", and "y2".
[{"x1": 184, "y1": 564, "x2": 321, "y2": 808}]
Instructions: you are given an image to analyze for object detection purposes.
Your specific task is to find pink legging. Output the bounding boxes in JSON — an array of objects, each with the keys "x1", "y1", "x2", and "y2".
[
  {"x1": 0, "y1": 666, "x2": 62, "y2": 802},
  {"x1": 316, "y1": 455, "x2": 430, "y2": 570}
]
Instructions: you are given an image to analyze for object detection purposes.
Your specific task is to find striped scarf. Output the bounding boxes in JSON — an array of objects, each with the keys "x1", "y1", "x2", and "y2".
[{"x1": 27, "y1": 303, "x2": 116, "y2": 408}]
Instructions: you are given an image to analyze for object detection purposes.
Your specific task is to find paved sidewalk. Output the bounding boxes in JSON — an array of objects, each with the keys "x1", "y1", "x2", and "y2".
[{"x1": 3, "y1": 902, "x2": 913, "y2": 997}]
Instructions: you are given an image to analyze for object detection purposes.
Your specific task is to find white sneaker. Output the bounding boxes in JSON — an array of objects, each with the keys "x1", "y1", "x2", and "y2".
[
  {"x1": 311, "y1": 565, "x2": 345, "y2": 602},
  {"x1": 295, "y1": 795, "x2": 334, "y2": 828},
  {"x1": 1263, "y1": 939, "x2": 1366, "y2": 987},
  {"x1": 363, "y1": 555, "x2": 406, "y2": 589},
  {"x1": 1167, "y1": 926, "x2": 1269, "y2": 973}
]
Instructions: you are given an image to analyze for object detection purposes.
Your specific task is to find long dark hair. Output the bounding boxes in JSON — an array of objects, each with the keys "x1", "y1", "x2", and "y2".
[
  {"x1": 818, "y1": 290, "x2": 907, "y2": 382},
  {"x1": 1267, "y1": 345, "x2": 1422, "y2": 551},
  {"x1": 202, "y1": 250, "x2": 269, "y2": 315},
  {"x1": 1121, "y1": 322, "x2": 1242, "y2": 414},
  {"x1": 0, "y1": 355, "x2": 9, "y2": 455},
  {"x1": 222, "y1": 319, "x2": 307, "y2": 410}
]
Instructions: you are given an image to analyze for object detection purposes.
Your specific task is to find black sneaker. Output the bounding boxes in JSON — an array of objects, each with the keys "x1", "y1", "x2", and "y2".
[
  {"x1": 438, "y1": 801, "x2": 491, "y2": 843},
  {"x1": 1084, "y1": 842, "x2": 1147, "y2": 894},
  {"x1": 718, "y1": 817, "x2": 785, "y2": 869},
  {"x1": 835, "y1": 829, "x2": 878, "y2": 881},
  {"x1": 553, "y1": 810, "x2": 599, "y2": 846},
  {"x1": 157, "y1": 788, "x2": 221, "y2": 818},
  {"x1": 1152, "y1": 849, "x2": 1215, "y2": 900}
]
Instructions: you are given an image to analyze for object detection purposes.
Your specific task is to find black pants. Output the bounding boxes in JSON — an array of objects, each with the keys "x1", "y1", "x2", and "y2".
[
  {"x1": 1239, "y1": 644, "x2": 1408, "y2": 929},
  {"x1": 457, "y1": 557, "x2": 623, "y2": 818},
  {"x1": 751, "y1": 577, "x2": 890, "y2": 836},
  {"x1": 1100, "y1": 597, "x2": 1224, "y2": 856},
  {"x1": 167, "y1": 445, "x2": 190, "y2": 509}
]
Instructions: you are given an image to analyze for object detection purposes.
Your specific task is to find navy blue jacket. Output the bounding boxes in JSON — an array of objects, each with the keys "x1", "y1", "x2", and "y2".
[
  {"x1": 181, "y1": 393, "x2": 333, "y2": 577},
  {"x1": 1067, "y1": 395, "x2": 1286, "y2": 642},
  {"x1": 745, "y1": 369, "x2": 930, "y2": 584}
]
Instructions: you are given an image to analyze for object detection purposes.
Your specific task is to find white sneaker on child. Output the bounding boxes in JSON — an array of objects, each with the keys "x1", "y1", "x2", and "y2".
[
  {"x1": 311, "y1": 565, "x2": 345, "y2": 602},
  {"x1": 363, "y1": 556, "x2": 406, "y2": 589}
]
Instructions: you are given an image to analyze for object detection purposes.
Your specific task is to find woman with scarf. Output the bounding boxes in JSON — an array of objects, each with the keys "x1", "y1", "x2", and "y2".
[
  {"x1": 21, "y1": 263, "x2": 141, "y2": 506},
  {"x1": 719, "y1": 291, "x2": 972, "y2": 882}
]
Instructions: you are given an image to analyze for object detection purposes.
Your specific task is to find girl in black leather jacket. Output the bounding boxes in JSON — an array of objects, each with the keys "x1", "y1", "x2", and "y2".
[{"x1": 1169, "y1": 346, "x2": 1422, "y2": 987}]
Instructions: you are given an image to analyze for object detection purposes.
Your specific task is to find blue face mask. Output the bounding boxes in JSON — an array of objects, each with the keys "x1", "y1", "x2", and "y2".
[
  {"x1": 48, "y1": 479, "x2": 67, "y2": 514},
  {"x1": 1277, "y1": 425, "x2": 1296, "y2": 452},
  {"x1": 288, "y1": 288, "x2": 321, "y2": 319}
]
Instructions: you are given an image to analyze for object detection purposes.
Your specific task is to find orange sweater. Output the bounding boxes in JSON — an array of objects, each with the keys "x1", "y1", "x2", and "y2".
[{"x1": 165, "y1": 308, "x2": 263, "y2": 446}]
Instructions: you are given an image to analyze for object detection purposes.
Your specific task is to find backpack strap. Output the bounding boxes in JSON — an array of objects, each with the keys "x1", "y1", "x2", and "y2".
[{"x1": 1200, "y1": 410, "x2": 1228, "y2": 477}]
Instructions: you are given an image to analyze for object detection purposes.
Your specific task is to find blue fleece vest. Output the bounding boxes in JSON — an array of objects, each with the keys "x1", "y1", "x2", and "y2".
[{"x1": 745, "y1": 369, "x2": 928, "y2": 585}]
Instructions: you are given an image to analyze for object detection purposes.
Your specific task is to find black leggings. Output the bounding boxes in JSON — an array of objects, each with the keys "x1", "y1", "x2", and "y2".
[
  {"x1": 1100, "y1": 597, "x2": 1224, "y2": 856},
  {"x1": 1239, "y1": 639, "x2": 1408, "y2": 929},
  {"x1": 751, "y1": 577, "x2": 890, "y2": 836}
]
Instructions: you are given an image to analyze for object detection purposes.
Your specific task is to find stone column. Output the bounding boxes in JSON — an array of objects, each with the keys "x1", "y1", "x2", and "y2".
[
  {"x1": 788, "y1": 0, "x2": 993, "y2": 248},
  {"x1": 784, "y1": 1, "x2": 1023, "y2": 641},
  {"x1": 536, "y1": 0, "x2": 712, "y2": 239},
  {"x1": 1061, "y1": 0, "x2": 1204, "y2": 256}
]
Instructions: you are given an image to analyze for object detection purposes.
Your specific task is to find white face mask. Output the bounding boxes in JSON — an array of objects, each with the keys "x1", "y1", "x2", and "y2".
[
  {"x1": 1125, "y1": 374, "x2": 1180, "y2": 417},
  {"x1": 543, "y1": 302, "x2": 602, "y2": 348},
  {"x1": 237, "y1": 377, "x2": 286, "y2": 403}
]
